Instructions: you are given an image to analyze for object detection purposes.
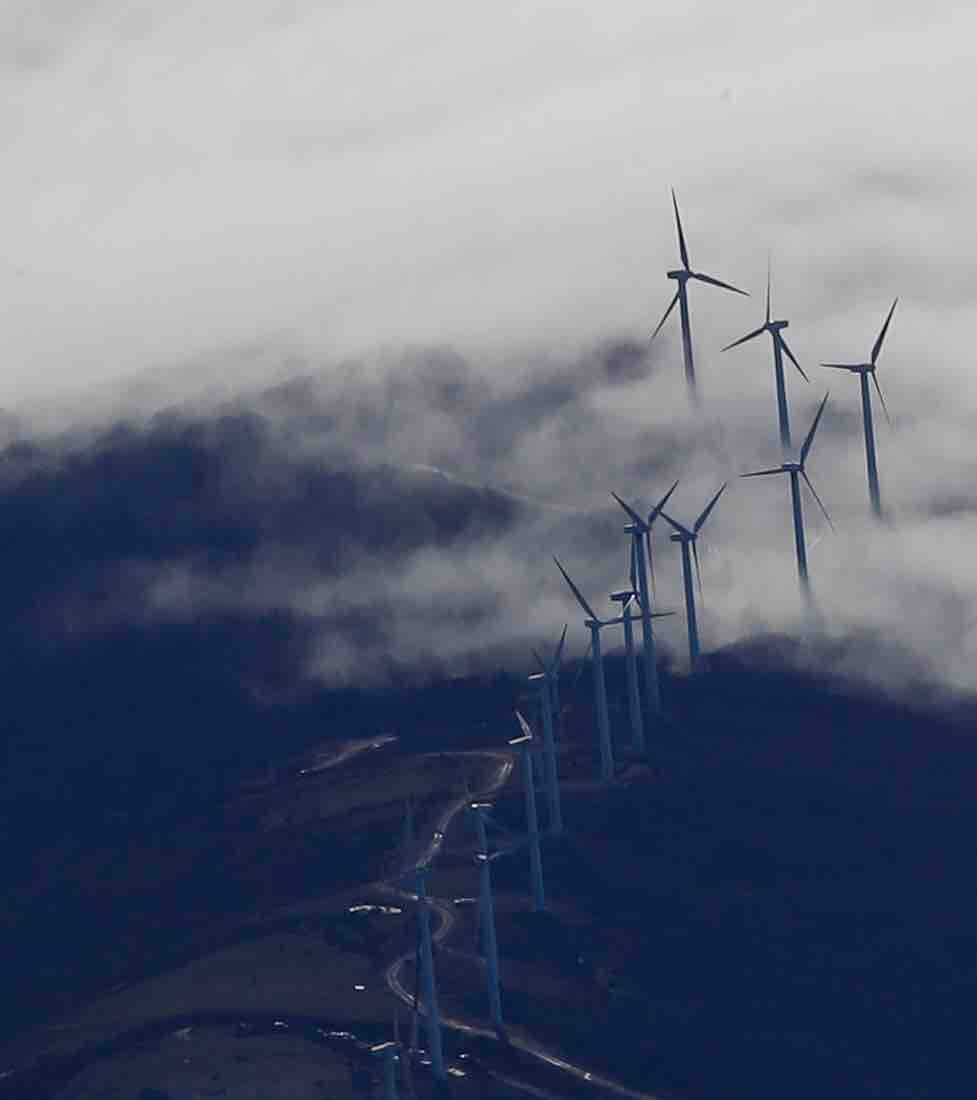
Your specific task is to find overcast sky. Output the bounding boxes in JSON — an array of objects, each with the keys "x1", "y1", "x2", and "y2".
[
  {"x1": 2, "y1": 2, "x2": 975, "y2": 404},
  {"x1": 3, "y1": 3, "x2": 977, "y2": 695}
]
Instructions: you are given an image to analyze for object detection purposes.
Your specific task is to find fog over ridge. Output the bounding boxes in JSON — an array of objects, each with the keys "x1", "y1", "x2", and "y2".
[
  {"x1": 1, "y1": 2, "x2": 976, "y2": 700},
  {"x1": 1, "y1": 324, "x2": 975, "y2": 704}
]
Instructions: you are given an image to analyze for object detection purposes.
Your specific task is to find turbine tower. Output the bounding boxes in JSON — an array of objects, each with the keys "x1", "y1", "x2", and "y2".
[
  {"x1": 741, "y1": 393, "x2": 834, "y2": 603},
  {"x1": 661, "y1": 485, "x2": 727, "y2": 671},
  {"x1": 467, "y1": 802, "x2": 503, "y2": 1029},
  {"x1": 552, "y1": 557, "x2": 617, "y2": 780},
  {"x1": 512, "y1": 713, "x2": 545, "y2": 911},
  {"x1": 528, "y1": 624, "x2": 567, "y2": 835},
  {"x1": 370, "y1": 1042, "x2": 400, "y2": 1100},
  {"x1": 411, "y1": 865, "x2": 444, "y2": 1079},
  {"x1": 650, "y1": 189, "x2": 749, "y2": 404},
  {"x1": 722, "y1": 260, "x2": 808, "y2": 453},
  {"x1": 610, "y1": 479, "x2": 678, "y2": 720},
  {"x1": 610, "y1": 589, "x2": 643, "y2": 753},
  {"x1": 821, "y1": 298, "x2": 898, "y2": 518},
  {"x1": 401, "y1": 799, "x2": 415, "y2": 867}
]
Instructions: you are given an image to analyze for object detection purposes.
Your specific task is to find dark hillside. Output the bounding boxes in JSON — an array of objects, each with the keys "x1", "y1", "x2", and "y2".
[{"x1": 497, "y1": 640, "x2": 977, "y2": 1099}]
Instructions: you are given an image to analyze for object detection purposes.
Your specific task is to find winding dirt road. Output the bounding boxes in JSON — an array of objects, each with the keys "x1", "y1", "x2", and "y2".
[{"x1": 378, "y1": 748, "x2": 667, "y2": 1100}]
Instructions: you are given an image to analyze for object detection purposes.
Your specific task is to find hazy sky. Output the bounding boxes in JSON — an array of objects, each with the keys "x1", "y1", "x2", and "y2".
[{"x1": 2, "y1": 2, "x2": 975, "y2": 404}]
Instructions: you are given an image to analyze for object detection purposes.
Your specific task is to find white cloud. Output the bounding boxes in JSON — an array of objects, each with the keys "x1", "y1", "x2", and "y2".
[
  {"x1": 3, "y1": 3, "x2": 977, "y2": 697},
  {"x1": 0, "y1": 2, "x2": 974, "y2": 405}
]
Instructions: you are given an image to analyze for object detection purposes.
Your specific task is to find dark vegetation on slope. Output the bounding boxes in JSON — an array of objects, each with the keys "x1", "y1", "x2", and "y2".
[
  {"x1": 482, "y1": 643, "x2": 977, "y2": 1100},
  {"x1": 1, "y1": 400, "x2": 975, "y2": 1099},
  {"x1": 0, "y1": 411, "x2": 522, "y2": 1048}
]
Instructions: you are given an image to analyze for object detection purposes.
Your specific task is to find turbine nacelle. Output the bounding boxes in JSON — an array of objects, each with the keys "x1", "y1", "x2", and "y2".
[
  {"x1": 474, "y1": 851, "x2": 504, "y2": 865},
  {"x1": 667, "y1": 268, "x2": 691, "y2": 281},
  {"x1": 740, "y1": 394, "x2": 834, "y2": 531}
]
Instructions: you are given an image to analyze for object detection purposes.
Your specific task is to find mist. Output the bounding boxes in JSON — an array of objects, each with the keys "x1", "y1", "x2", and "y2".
[
  {"x1": 1, "y1": 3, "x2": 976, "y2": 698},
  {"x1": 0, "y1": 323, "x2": 973, "y2": 706}
]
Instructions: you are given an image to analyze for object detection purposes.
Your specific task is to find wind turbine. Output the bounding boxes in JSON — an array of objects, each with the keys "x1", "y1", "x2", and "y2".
[
  {"x1": 722, "y1": 260, "x2": 808, "y2": 453},
  {"x1": 821, "y1": 298, "x2": 898, "y2": 518},
  {"x1": 609, "y1": 589, "x2": 643, "y2": 753},
  {"x1": 409, "y1": 865, "x2": 444, "y2": 1079},
  {"x1": 552, "y1": 557, "x2": 618, "y2": 780},
  {"x1": 661, "y1": 484, "x2": 727, "y2": 670},
  {"x1": 467, "y1": 802, "x2": 503, "y2": 1029},
  {"x1": 741, "y1": 393, "x2": 834, "y2": 603},
  {"x1": 611, "y1": 479, "x2": 679, "y2": 720},
  {"x1": 401, "y1": 799, "x2": 415, "y2": 867},
  {"x1": 528, "y1": 624, "x2": 567, "y2": 835},
  {"x1": 650, "y1": 189, "x2": 749, "y2": 403},
  {"x1": 370, "y1": 1042, "x2": 400, "y2": 1100},
  {"x1": 512, "y1": 712, "x2": 545, "y2": 911}
]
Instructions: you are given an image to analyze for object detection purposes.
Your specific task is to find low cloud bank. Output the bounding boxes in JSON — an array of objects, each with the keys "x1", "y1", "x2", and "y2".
[{"x1": 3, "y1": 331, "x2": 977, "y2": 708}]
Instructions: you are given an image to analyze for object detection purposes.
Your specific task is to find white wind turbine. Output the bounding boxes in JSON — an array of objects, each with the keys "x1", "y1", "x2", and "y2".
[
  {"x1": 407, "y1": 865, "x2": 444, "y2": 1079},
  {"x1": 370, "y1": 1042, "x2": 400, "y2": 1100},
  {"x1": 401, "y1": 799, "x2": 415, "y2": 866},
  {"x1": 610, "y1": 479, "x2": 679, "y2": 721},
  {"x1": 650, "y1": 189, "x2": 749, "y2": 403},
  {"x1": 552, "y1": 557, "x2": 618, "y2": 780},
  {"x1": 467, "y1": 801, "x2": 504, "y2": 1029},
  {"x1": 609, "y1": 582, "x2": 676, "y2": 753},
  {"x1": 721, "y1": 260, "x2": 809, "y2": 454},
  {"x1": 610, "y1": 588, "x2": 643, "y2": 753},
  {"x1": 512, "y1": 712, "x2": 545, "y2": 911},
  {"x1": 741, "y1": 393, "x2": 834, "y2": 605},
  {"x1": 821, "y1": 298, "x2": 898, "y2": 518},
  {"x1": 528, "y1": 624, "x2": 567, "y2": 835},
  {"x1": 661, "y1": 484, "x2": 727, "y2": 671}
]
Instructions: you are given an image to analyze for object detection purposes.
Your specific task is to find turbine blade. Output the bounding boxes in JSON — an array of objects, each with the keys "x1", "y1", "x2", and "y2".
[
  {"x1": 720, "y1": 325, "x2": 766, "y2": 353},
  {"x1": 645, "y1": 529, "x2": 657, "y2": 599},
  {"x1": 650, "y1": 289, "x2": 681, "y2": 343},
  {"x1": 740, "y1": 467, "x2": 786, "y2": 478},
  {"x1": 532, "y1": 648, "x2": 547, "y2": 674},
  {"x1": 553, "y1": 623, "x2": 568, "y2": 669},
  {"x1": 800, "y1": 392, "x2": 830, "y2": 466},
  {"x1": 691, "y1": 271, "x2": 749, "y2": 296},
  {"x1": 871, "y1": 371, "x2": 892, "y2": 427},
  {"x1": 650, "y1": 610, "x2": 676, "y2": 619},
  {"x1": 610, "y1": 490, "x2": 646, "y2": 529},
  {"x1": 694, "y1": 483, "x2": 727, "y2": 534},
  {"x1": 553, "y1": 556, "x2": 599, "y2": 621},
  {"x1": 801, "y1": 470, "x2": 835, "y2": 532},
  {"x1": 629, "y1": 538, "x2": 638, "y2": 595},
  {"x1": 569, "y1": 635, "x2": 594, "y2": 695},
  {"x1": 647, "y1": 479, "x2": 680, "y2": 524},
  {"x1": 765, "y1": 254, "x2": 771, "y2": 324},
  {"x1": 870, "y1": 297, "x2": 898, "y2": 366},
  {"x1": 660, "y1": 510, "x2": 692, "y2": 538},
  {"x1": 692, "y1": 539, "x2": 704, "y2": 604},
  {"x1": 821, "y1": 363, "x2": 860, "y2": 371},
  {"x1": 777, "y1": 334, "x2": 809, "y2": 382},
  {"x1": 671, "y1": 188, "x2": 690, "y2": 270},
  {"x1": 515, "y1": 710, "x2": 534, "y2": 740}
]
